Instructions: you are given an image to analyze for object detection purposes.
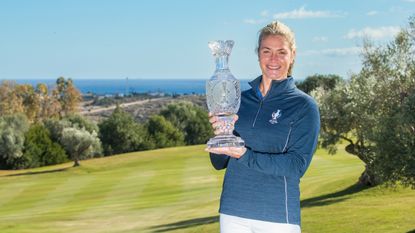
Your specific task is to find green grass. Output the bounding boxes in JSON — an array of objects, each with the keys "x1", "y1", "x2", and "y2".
[{"x1": 0, "y1": 145, "x2": 414, "y2": 233}]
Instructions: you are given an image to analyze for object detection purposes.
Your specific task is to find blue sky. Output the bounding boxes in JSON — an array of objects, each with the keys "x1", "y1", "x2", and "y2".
[{"x1": 1, "y1": 0, "x2": 414, "y2": 80}]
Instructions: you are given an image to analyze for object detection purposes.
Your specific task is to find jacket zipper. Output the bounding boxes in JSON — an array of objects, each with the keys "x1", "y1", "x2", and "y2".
[
  {"x1": 252, "y1": 82, "x2": 274, "y2": 128},
  {"x1": 252, "y1": 99, "x2": 263, "y2": 128},
  {"x1": 284, "y1": 176, "x2": 289, "y2": 223}
]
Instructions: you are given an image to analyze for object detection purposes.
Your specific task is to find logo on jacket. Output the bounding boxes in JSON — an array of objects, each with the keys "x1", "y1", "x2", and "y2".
[{"x1": 269, "y1": 110, "x2": 282, "y2": 124}]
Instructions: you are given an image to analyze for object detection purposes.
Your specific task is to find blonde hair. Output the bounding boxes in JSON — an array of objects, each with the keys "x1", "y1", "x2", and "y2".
[{"x1": 256, "y1": 21, "x2": 296, "y2": 76}]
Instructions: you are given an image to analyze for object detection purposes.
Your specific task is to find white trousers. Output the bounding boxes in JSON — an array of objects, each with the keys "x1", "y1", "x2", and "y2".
[{"x1": 220, "y1": 214, "x2": 301, "y2": 233}]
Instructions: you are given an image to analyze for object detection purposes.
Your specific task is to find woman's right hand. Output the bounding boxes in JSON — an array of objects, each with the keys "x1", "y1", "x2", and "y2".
[{"x1": 208, "y1": 113, "x2": 239, "y2": 135}]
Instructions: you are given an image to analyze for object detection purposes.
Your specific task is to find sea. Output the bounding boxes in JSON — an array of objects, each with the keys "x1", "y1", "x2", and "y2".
[{"x1": 9, "y1": 79, "x2": 253, "y2": 95}]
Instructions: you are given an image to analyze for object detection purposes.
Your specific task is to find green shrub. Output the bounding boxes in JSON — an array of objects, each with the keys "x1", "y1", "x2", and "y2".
[{"x1": 23, "y1": 123, "x2": 67, "y2": 168}]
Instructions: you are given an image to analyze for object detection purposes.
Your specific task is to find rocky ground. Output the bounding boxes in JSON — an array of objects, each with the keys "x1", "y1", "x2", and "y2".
[{"x1": 80, "y1": 94, "x2": 207, "y2": 123}]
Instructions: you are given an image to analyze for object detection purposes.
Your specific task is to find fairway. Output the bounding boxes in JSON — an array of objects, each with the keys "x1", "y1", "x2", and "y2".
[{"x1": 0, "y1": 145, "x2": 414, "y2": 233}]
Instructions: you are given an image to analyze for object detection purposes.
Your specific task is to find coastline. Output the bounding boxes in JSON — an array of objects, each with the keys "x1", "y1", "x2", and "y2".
[{"x1": 5, "y1": 78, "x2": 252, "y2": 96}]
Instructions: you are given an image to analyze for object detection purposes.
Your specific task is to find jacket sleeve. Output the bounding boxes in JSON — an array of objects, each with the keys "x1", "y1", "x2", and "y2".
[
  {"x1": 236, "y1": 101, "x2": 320, "y2": 178},
  {"x1": 209, "y1": 153, "x2": 230, "y2": 170}
]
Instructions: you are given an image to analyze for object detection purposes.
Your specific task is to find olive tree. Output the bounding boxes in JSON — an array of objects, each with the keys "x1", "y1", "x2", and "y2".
[
  {"x1": 0, "y1": 114, "x2": 29, "y2": 169},
  {"x1": 61, "y1": 127, "x2": 101, "y2": 167},
  {"x1": 316, "y1": 16, "x2": 415, "y2": 187},
  {"x1": 44, "y1": 115, "x2": 103, "y2": 164}
]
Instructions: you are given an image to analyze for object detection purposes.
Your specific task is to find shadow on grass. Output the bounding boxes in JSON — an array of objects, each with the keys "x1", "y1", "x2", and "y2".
[
  {"x1": 406, "y1": 230, "x2": 415, "y2": 233},
  {"x1": 301, "y1": 183, "x2": 371, "y2": 208},
  {"x1": 148, "y1": 215, "x2": 218, "y2": 232},
  {"x1": 2, "y1": 167, "x2": 70, "y2": 177},
  {"x1": 148, "y1": 184, "x2": 371, "y2": 232}
]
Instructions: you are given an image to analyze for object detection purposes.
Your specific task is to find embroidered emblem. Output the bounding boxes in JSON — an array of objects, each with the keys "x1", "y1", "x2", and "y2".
[{"x1": 269, "y1": 110, "x2": 282, "y2": 124}]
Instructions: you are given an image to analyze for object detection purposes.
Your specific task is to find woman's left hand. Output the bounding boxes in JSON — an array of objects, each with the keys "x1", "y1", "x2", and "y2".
[{"x1": 205, "y1": 146, "x2": 247, "y2": 159}]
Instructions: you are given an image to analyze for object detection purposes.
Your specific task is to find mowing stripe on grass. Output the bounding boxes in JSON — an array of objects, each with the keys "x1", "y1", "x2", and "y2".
[
  {"x1": 0, "y1": 180, "x2": 35, "y2": 209},
  {"x1": 179, "y1": 151, "x2": 221, "y2": 203},
  {"x1": 53, "y1": 169, "x2": 128, "y2": 218},
  {"x1": 75, "y1": 169, "x2": 155, "y2": 219},
  {"x1": 0, "y1": 174, "x2": 64, "y2": 217},
  {"x1": 132, "y1": 151, "x2": 187, "y2": 209},
  {"x1": 0, "y1": 175, "x2": 95, "y2": 221}
]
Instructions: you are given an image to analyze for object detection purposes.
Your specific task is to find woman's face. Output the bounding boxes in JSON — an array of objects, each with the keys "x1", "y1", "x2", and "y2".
[{"x1": 258, "y1": 35, "x2": 296, "y2": 81}]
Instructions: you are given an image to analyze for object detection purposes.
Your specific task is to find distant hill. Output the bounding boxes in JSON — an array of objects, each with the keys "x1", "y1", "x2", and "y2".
[
  {"x1": 81, "y1": 94, "x2": 207, "y2": 123},
  {"x1": 0, "y1": 145, "x2": 414, "y2": 233}
]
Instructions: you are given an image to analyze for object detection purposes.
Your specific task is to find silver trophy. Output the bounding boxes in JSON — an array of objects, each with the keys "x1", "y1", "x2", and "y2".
[{"x1": 206, "y1": 40, "x2": 245, "y2": 148}]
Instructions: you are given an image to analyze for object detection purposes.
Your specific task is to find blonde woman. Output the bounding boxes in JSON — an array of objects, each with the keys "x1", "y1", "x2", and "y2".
[{"x1": 207, "y1": 21, "x2": 320, "y2": 233}]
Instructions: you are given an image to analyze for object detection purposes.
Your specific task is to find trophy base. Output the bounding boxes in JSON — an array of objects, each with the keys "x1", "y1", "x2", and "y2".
[{"x1": 207, "y1": 135, "x2": 245, "y2": 149}]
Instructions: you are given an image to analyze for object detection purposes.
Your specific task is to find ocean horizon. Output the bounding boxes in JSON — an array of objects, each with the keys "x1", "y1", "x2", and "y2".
[{"x1": 5, "y1": 79, "x2": 253, "y2": 95}]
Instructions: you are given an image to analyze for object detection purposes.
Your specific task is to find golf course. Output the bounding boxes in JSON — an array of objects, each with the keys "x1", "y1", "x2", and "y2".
[{"x1": 0, "y1": 145, "x2": 414, "y2": 233}]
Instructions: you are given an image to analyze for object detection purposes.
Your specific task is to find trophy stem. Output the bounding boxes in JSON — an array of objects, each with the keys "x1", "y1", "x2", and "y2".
[
  {"x1": 206, "y1": 114, "x2": 245, "y2": 149},
  {"x1": 215, "y1": 55, "x2": 229, "y2": 70}
]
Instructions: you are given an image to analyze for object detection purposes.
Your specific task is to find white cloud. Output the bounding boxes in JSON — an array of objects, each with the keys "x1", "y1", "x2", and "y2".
[
  {"x1": 244, "y1": 6, "x2": 345, "y2": 25},
  {"x1": 345, "y1": 26, "x2": 400, "y2": 40},
  {"x1": 273, "y1": 6, "x2": 344, "y2": 19},
  {"x1": 301, "y1": 47, "x2": 362, "y2": 57},
  {"x1": 243, "y1": 10, "x2": 269, "y2": 25},
  {"x1": 403, "y1": 0, "x2": 415, "y2": 2},
  {"x1": 243, "y1": 19, "x2": 266, "y2": 25},
  {"x1": 367, "y1": 11, "x2": 378, "y2": 16},
  {"x1": 312, "y1": 36, "x2": 328, "y2": 42}
]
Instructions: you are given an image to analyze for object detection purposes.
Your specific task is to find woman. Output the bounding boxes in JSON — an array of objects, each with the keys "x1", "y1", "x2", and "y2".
[{"x1": 206, "y1": 21, "x2": 320, "y2": 233}]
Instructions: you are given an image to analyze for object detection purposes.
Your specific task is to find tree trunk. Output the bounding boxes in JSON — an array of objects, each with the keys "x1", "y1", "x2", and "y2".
[
  {"x1": 358, "y1": 166, "x2": 378, "y2": 186},
  {"x1": 345, "y1": 143, "x2": 379, "y2": 186},
  {"x1": 73, "y1": 157, "x2": 80, "y2": 167},
  {"x1": 73, "y1": 159, "x2": 81, "y2": 167}
]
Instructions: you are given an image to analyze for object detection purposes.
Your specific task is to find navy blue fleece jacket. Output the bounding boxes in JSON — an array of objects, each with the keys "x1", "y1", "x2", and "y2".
[{"x1": 210, "y1": 76, "x2": 320, "y2": 226}]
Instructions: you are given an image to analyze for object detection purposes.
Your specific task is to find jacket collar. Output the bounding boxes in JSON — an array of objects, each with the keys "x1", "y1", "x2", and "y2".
[{"x1": 249, "y1": 75, "x2": 296, "y2": 99}]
